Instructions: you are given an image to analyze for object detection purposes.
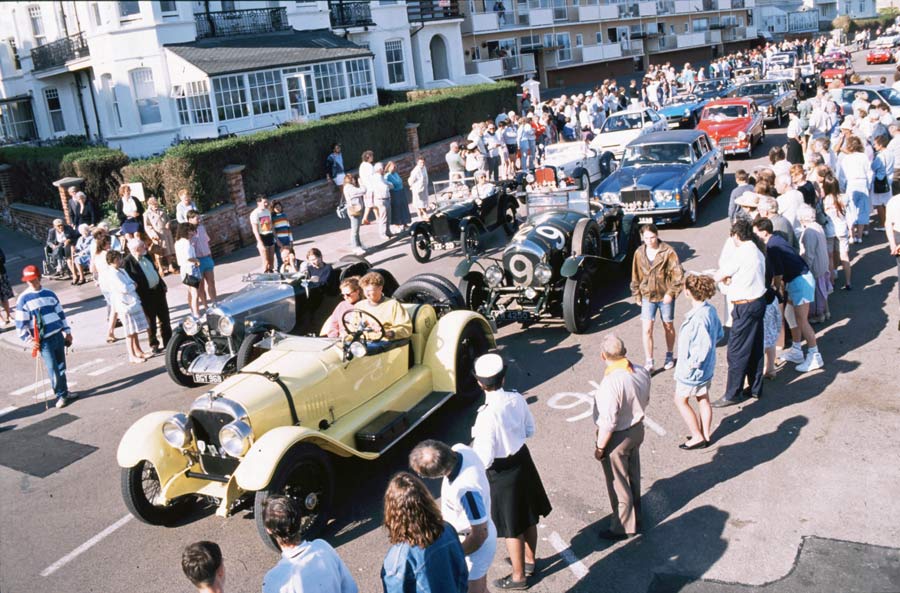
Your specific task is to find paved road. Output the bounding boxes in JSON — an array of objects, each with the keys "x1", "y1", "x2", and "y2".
[{"x1": 2, "y1": 52, "x2": 899, "y2": 593}]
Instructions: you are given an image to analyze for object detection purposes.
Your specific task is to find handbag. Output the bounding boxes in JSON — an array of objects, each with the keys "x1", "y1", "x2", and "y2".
[
  {"x1": 874, "y1": 175, "x2": 889, "y2": 194},
  {"x1": 335, "y1": 204, "x2": 347, "y2": 220},
  {"x1": 182, "y1": 271, "x2": 201, "y2": 287}
]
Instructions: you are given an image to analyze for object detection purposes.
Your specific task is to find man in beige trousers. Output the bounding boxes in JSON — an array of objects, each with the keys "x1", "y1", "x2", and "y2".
[{"x1": 592, "y1": 334, "x2": 651, "y2": 540}]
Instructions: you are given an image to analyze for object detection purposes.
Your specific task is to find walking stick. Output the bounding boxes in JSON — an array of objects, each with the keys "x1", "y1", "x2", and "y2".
[{"x1": 31, "y1": 317, "x2": 48, "y2": 410}]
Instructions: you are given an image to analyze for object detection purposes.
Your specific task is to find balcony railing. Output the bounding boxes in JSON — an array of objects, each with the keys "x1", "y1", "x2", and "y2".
[
  {"x1": 407, "y1": 0, "x2": 462, "y2": 21},
  {"x1": 30, "y1": 31, "x2": 90, "y2": 72},
  {"x1": 194, "y1": 7, "x2": 289, "y2": 39},
  {"x1": 329, "y1": 1, "x2": 374, "y2": 28}
]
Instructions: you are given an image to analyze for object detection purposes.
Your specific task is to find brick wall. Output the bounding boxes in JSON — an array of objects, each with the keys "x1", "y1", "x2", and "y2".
[{"x1": 8, "y1": 204, "x2": 59, "y2": 242}]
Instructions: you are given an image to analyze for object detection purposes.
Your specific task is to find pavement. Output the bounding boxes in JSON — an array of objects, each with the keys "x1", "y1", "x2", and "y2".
[{"x1": 1, "y1": 50, "x2": 899, "y2": 593}]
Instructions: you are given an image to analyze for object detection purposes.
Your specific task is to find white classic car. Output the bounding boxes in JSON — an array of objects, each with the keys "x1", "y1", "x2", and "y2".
[
  {"x1": 538, "y1": 141, "x2": 617, "y2": 191},
  {"x1": 589, "y1": 107, "x2": 668, "y2": 160}
]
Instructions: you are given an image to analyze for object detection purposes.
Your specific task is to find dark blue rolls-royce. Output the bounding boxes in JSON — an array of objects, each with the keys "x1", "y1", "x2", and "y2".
[{"x1": 593, "y1": 130, "x2": 725, "y2": 226}]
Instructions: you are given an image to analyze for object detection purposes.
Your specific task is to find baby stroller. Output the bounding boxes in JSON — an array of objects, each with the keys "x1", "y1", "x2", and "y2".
[{"x1": 42, "y1": 243, "x2": 71, "y2": 279}]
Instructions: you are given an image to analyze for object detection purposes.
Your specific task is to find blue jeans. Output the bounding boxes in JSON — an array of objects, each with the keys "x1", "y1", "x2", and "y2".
[
  {"x1": 40, "y1": 331, "x2": 69, "y2": 401},
  {"x1": 349, "y1": 214, "x2": 363, "y2": 249},
  {"x1": 641, "y1": 299, "x2": 675, "y2": 322},
  {"x1": 518, "y1": 139, "x2": 535, "y2": 170}
]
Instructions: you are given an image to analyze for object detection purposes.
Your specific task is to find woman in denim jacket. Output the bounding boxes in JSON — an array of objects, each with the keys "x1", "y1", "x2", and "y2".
[
  {"x1": 381, "y1": 472, "x2": 468, "y2": 593},
  {"x1": 673, "y1": 274, "x2": 724, "y2": 451}
]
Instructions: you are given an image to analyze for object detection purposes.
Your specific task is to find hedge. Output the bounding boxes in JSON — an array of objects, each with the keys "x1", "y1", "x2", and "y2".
[
  {"x1": 60, "y1": 147, "x2": 129, "y2": 206},
  {"x1": 160, "y1": 81, "x2": 518, "y2": 211},
  {"x1": 122, "y1": 156, "x2": 167, "y2": 206},
  {"x1": 0, "y1": 144, "x2": 85, "y2": 207}
]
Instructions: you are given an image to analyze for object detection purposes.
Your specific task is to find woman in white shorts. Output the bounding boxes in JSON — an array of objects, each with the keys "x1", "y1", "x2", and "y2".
[
  {"x1": 673, "y1": 275, "x2": 724, "y2": 450},
  {"x1": 822, "y1": 177, "x2": 852, "y2": 290}
]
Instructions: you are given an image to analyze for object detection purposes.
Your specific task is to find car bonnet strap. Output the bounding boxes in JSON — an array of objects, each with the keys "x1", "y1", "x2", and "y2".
[{"x1": 236, "y1": 370, "x2": 300, "y2": 426}]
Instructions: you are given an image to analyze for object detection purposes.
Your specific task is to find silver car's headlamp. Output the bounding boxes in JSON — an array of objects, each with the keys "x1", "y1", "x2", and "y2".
[
  {"x1": 219, "y1": 420, "x2": 253, "y2": 457},
  {"x1": 162, "y1": 413, "x2": 192, "y2": 448},
  {"x1": 182, "y1": 316, "x2": 200, "y2": 336},
  {"x1": 485, "y1": 265, "x2": 504, "y2": 287},
  {"x1": 534, "y1": 263, "x2": 553, "y2": 285},
  {"x1": 217, "y1": 315, "x2": 235, "y2": 337}
]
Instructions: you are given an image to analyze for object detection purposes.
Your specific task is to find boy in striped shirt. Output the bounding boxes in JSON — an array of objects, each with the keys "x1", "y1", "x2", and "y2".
[{"x1": 15, "y1": 265, "x2": 78, "y2": 409}]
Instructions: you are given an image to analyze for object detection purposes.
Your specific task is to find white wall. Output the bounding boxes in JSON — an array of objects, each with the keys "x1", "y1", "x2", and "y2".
[
  {"x1": 410, "y1": 23, "x2": 467, "y2": 87},
  {"x1": 356, "y1": 3, "x2": 417, "y2": 90}
]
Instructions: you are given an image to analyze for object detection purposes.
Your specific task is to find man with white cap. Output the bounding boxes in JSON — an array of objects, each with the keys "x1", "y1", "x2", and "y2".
[
  {"x1": 470, "y1": 353, "x2": 551, "y2": 590},
  {"x1": 592, "y1": 333, "x2": 651, "y2": 540},
  {"x1": 409, "y1": 439, "x2": 497, "y2": 593}
]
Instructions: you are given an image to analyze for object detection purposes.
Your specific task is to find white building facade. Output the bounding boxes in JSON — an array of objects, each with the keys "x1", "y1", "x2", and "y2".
[{"x1": 0, "y1": 1, "x2": 480, "y2": 157}]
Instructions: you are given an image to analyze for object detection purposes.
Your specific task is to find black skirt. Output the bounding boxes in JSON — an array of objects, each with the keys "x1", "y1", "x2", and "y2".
[
  {"x1": 786, "y1": 138, "x2": 804, "y2": 165},
  {"x1": 487, "y1": 444, "x2": 552, "y2": 538}
]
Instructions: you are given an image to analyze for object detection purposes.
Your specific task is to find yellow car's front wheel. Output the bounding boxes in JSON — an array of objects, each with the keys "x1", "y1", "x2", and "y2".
[
  {"x1": 121, "y1": 460, "x2": 194, "y2": 525},
  {"x1": 254, "y1": 443, "x2": 334, "y2": 551}
]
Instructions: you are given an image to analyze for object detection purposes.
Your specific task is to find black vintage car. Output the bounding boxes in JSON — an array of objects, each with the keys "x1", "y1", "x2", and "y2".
[
  {"x1": 410, "y1": 176, "x2": 521, "y2": 263},
  {"x1": 455, "y1": 183, "x2": 638, "y2": 334}
]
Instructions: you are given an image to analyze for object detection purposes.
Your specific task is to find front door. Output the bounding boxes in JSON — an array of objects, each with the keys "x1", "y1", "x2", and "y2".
[{"x1": 285, "y1": 73, "x2": 316, "y2": 121}]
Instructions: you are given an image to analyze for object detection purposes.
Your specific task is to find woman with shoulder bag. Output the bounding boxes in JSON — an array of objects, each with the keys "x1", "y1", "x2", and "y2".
[
  {"x1": 343, "y1": 174, "x2": 367, "y2": 255},
  {"x1": 106, "y1": 249, "x2": 150, "y2": 364},
  {"x1": 175, "y1": 223, "x2": 201, "y2": 317}
]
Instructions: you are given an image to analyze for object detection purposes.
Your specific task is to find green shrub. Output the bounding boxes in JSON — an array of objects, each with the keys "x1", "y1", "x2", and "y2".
[
  {"x1": 60, "y1": 147, "x2": 130, "y2": 207},
  {"x1": 122, "y1": 156, "x2": 168, "y2": 206},
  {"x1": 162, "y1": 81, "x2": 517, "y2": 209},
  {"x1": 0, "y1": 145, "x2": 85, "y2": 207}
]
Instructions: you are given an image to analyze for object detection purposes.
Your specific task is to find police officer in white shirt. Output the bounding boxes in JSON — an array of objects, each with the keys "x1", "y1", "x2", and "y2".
[
  {"x1": 409, "y1": 439, "x2": 498, "y2": 593},
  {"x1": 470, "y1": 354, "x2": 551, "y2": 591},
  {"x1": 713, "y1": 219, "x2": 768, "y2": 406}
]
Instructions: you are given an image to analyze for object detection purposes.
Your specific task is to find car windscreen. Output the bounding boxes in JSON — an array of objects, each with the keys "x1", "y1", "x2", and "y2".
[
  {"x1": 821, "y1": 60, "x2": 847, "y2": 69},
  {"x1": 694, "y1": 80, "x2": 726, "y2": 93},
  {"x1": 736, "y1": 83, "x2": 777, "y2": 96},
  {"x1": 880, "y1": 88, "x2": 900, "y2": 106},
  {"x1": 622, "y1": 143, "x2": 692, "y2": 166},
  {"x1": 663, "y1": 95, "x2": 697, "y2": 106},
  {"x1": 601, "y1": 113, "x2": 644, "y2": 132},
  {"x1": 702, "y1": 105, "x2": 748, "y2": 119}
]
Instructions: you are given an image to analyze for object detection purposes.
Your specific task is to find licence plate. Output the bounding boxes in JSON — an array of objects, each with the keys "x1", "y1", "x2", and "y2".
[
  {"x1": 193, "y1": 373, "x2": 223, "y2": 384},
  {"x1": 638, "y1": 216, "x2": 654, "y2": 224},
  {"x1": 497, "y1": 310, "x2": 533, "y2": 322}
]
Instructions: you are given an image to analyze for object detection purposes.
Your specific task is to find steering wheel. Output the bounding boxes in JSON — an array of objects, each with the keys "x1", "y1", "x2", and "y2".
[{"x1": 341, "y1": 309, "x2": 386, "y2": 342}]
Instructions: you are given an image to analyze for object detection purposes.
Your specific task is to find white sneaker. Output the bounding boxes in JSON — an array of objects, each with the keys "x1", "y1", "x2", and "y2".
[
  {"x1": 778, "y1": 347, "x2": 805, "y2": 364},
  {"x1": 796, "y1": 352, "x2": 824, "y2": 373},
  {"x1": 643, "y1": 360, "x2": 654, "y2": 372},
  {"x1": 55, "y1": 397, "x2": 67, "y2": 409},
  {"x1": 352, "y1": 248, "x2": 366, "y2": 256}
]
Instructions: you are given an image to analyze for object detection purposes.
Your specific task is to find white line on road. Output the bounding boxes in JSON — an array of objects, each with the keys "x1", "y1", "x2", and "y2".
[
  {"x1": 547, "y1": 531, "x2": 589, "y2": 580},
  {"x1": 643, "y1": 416, "x2": 667, "y2": 437},
  {"x1": 87, "y1": 363, "x2": 122, "y2": 377},
  {"x1": 67, "y1": 358, "x2": 105, "y2": 374},
  {"x1": 10, "y1": 380, "x2": 78, "y2": 397},
  {"x1": 40, "y1": 514, "x2": 133, "y2": 577},
  {"x1": 0, "y1": 405, "x2": 17, "y2": 419}
]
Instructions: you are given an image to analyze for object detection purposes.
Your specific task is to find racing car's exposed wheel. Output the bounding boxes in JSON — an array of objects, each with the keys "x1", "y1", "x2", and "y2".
[
  {"x1": 165, "y1": 328, "x2": 200, "y2": 387},
  {"x1": 394, "y1": 275, "x2": 465, "y2": 315},
  {"x1": 502, "y1": 203, "x2": 519, "y2": 236},
  {"x1": 236, "y1": 331, "x2": 267, "y2": 371},
  {"x1": 122, "y1": 461, "x2": 194, "y2": 526},
  {"x1": 461, "y1": 225, "x2": 482, "y2": 258},
  {"x1": 254, "y1": 444, "x2": 334, "y2": 551},
  {"x1": 572, "y1": 219, "x2": 601, "y2": 257},
  {"x1": 459, "y1": 273, "x2": 488, "y2": 312},
  {"x1": 411, "y1": 228, "x2": 432, "y2": 263},
  {"x1": 563, "y1": 272, "x2": 593, "y2": 334},
  {"x1": 455, "y1": 320, "x2": 491, "y2": 400}
]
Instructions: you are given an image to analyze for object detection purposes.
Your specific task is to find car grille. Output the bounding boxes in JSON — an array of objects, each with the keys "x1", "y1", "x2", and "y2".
[
  {"x1": 431, "y1": 214, "x2": 454, "y2": 240},
  {"x1": 620, "y1": 187, "x2": 652, "y2": 204},
  {"x1": 718, "y1": 137, "x2": 738, "y2": 147},
  {"x1": 190, "y1": 409, "x2": 239, "y2": 477}
]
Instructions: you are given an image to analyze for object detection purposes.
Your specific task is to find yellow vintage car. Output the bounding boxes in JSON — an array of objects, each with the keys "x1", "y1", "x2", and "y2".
[{"x1": 117, "y1": 304, "x2": 494, "y2": 547}]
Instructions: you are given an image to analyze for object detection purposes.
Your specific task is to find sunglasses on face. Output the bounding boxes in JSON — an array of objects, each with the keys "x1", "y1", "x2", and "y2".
[{"x1": 341, "y1": 290, "x2": 358, "y2": 299}]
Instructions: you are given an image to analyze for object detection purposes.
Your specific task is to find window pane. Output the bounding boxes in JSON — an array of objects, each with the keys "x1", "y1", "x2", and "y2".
[
  {"x1": 346, "y1": 58, "x2": 373, "y2": 98},
  {"x1": 130, "y1": 68, "x2": 162, "y2": 125},
  {"x1": 119, "y1": 1, "x2": 140, "y2": 18},
  {"x1": 159, "y1": 0, "x2": 178, "y2": 12},
  {"x1": 248, "y1": 70, "x2": 286, "y2": 114},
  {"x1": 213, "y1": 75, "x2": 249, "y2": 120},
  {"x1": 44, "y1": 88, "x2": 65, "y2": 133},
  {"x1": 385, "y1": 39, "x2": 405, "y2": 84},
  {"x1": 313, "y1": 62, "x2": 347, "y2": 104}
]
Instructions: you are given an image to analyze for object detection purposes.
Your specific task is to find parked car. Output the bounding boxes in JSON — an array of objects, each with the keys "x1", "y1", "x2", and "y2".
[
  {"x1": 118, "y1": 302, "x2": 495, "y2": 548},
  {"x1": 658, "y1": 94, "x2": 708, "y2": 128},
  {"x1": 594, "y1": 130, "x2": 725, "y2": 226},
  {"x1": 766, "y1": 51, "x2": 816, "y2": 93},
  {"x1": 819, "y1": 57, "x2": 853, "y2": 85},
  {"x1": 589, "y1": 106, "x2": 668, "y2": 159},
  {"x1": 692, "y1": 78, "x2": 735, "y2": 100},
  {"x1": 164, "y1": 256, "x2": 396, "y2": 387},
  {"x1": 410, "y1": 176, "x2": 520, "y2": 263},
  {"x1": 872, "y1": 34, "x2": 900, "y2": 49},
  {"x1": 730, "y1": 79, "x2": 797, "y2": 126},
  {"x1": 455, "y1": 185, "x2": 638, "y2": 333},
  {"x1": 733, "y1": 65, "x2": 762, "y2": 86},
  {"x1": 829, "y1": 85, "x2": 900, "y2": 120},
  {"x1": 866, "y1": 47, "x2": 894, "y2": 64},
  {"x1": 697, "y1": 98, "x2": 765, "y2": 157},
  {"x1": 538, "y1": 140, "x2": 617, "y2": 191}
]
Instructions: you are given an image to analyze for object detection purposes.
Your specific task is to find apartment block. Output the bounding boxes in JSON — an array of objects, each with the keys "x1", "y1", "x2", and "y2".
[
  {"x1": 0, "y1": 1, "x2": 482, "y2": 157},
  {"x1": 460, "y1": 0, "x2": 756, "y2": 88}
]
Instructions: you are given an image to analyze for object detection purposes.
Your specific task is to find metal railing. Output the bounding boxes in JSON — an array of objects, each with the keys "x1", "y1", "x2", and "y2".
[
  {"x1": 329, "y1": 1, "x2": 374, "y2": 28},
  {"x1": 407, "y1": 0, "x2": 461, "y2": 21},
  {"x1": 194, "y1": 7, "x2": 289, "y2": 39},
  {"x1": 30, "y1": 31, "x2": 90, "y2": 72}
]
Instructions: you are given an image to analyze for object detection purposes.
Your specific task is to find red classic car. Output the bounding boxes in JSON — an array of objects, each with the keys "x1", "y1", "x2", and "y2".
[
  {"x1": 819, "y1": 58, "x2": 853, "y2": 85},
  {"x1": 867, "y1": 48, "x2": 894, "y2": 65},
  {"x1": 696, "y1": 98, "x2": 764, "y2": 158}
]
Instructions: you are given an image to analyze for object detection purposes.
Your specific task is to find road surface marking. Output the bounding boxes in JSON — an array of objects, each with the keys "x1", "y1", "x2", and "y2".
[
  {"x1": 547, "y1": 531, "x2": 589, "y2": 580},
  {"x1": 40, "y1": 514, "x2": 133, "y2": 577},
  {"x1": 642, "y1": 415, "x2": 667, "y2": 436},
  {"x1": 87, "y1": 363, "x2": 122, "y2": 376},
  {"x1": 0, "y1": 406, "x2": 17, "y2": 419},
  {"x1": 67, "y1": 358, "x2": 105, "y2": 374},
  {"x1": 10, "y1": 380, "x2": 78, "y2": 397}
]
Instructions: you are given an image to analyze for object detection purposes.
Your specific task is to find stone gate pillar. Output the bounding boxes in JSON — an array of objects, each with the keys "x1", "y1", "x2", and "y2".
[
  {"x1": 52, "y1": 177, "x2": 84, "y2": 226},
  {"x1": 223, "y1": 164, "x2": 251, "y2": 247}
]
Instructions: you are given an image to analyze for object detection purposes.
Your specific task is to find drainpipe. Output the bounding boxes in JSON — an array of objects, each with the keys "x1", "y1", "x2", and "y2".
[
  {"x1": 73, "y1": 70, "x2": 93, "y2": 142},
  {"x1": 85, "y1": 68, "x2": 104, "y2": 142}
]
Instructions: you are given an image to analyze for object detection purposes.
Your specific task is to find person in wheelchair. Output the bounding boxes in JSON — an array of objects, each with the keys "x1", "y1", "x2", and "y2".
[
  {"x1": 349, "y1": 271, "x2": 412, "y2": 355},
  {"x1": 45, "y1": 219, "x2": 78, "y2": 281}
]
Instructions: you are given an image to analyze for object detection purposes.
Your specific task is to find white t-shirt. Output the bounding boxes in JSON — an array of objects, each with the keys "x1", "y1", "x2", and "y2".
[
  {"x1": 262, "y1": 539, "x2": 358, "y2": 593},
  {"x1": 471, "y1": 388, "x2": 535, "y2": 469},
  {"x1": 250, "y1": 208, "x2": 273, "y2": 235},
  {"x1": 441, "y1": 445, "x2": 492, "y2": 536},
  {"x1": 175, "y1": 238, "x2": 196, "y2": 279},
  {"x1": 717, "y1": 239, "x2": 767, "y2": 301}
]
